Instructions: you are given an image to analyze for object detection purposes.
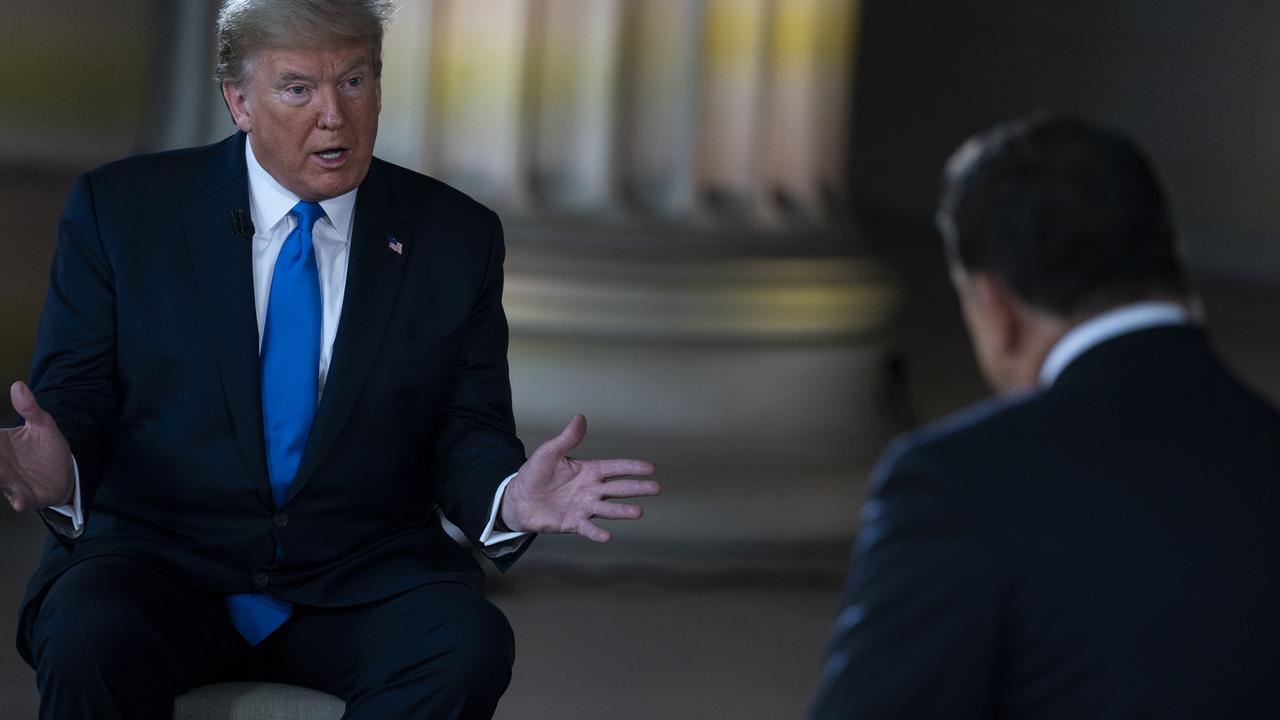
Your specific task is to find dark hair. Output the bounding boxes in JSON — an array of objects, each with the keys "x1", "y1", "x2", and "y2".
[{"x1": 936, "y1": 111, "x2": 1189, "y2": 317}]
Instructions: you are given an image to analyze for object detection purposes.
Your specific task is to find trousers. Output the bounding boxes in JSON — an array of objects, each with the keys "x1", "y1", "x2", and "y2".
[{"x1": 26, "y1": 555, "x2": 515, "y2": 719}]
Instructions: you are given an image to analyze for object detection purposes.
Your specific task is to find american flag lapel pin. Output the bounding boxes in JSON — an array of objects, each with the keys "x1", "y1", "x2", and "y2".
[{"x1": 387, "y1": 235, "x2": 404, "y2": 256}]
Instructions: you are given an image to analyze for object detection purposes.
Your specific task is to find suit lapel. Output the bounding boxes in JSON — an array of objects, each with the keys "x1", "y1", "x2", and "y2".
[
  {"x1": 183, "y1": 132, "x2": 275, "y2": 509},
  {"x1": 288, "y1": 162, "x2": 413, "y2": 502}
]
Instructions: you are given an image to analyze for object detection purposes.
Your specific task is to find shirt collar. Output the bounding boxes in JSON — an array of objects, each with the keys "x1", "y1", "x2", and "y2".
[
  {"x1": 245, "y1": 136, "x2": 358, "y2": 242},
  {"x1": 1038, "y1": 301, "x2": 1191, "y2": 387}
]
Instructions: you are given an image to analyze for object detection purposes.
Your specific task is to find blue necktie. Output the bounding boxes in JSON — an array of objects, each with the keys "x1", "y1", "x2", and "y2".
[{"x1": 227, "y1": 201, "x2": 324, "y2": 646}]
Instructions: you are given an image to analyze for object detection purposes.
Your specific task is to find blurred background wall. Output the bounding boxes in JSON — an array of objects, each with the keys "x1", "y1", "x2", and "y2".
[
  {"x1": 0, "y1": 1, "x2": 1277, "y2": 718},
  {"x1": 847, "y1": 0, "x2": 1280, "y2": 421},
  {"x1": 851, "y1": 0, "x2": 1280, "y2": 285},
  {"x1": 4, "y1": 0, "x2": 903, "y2": 556}
]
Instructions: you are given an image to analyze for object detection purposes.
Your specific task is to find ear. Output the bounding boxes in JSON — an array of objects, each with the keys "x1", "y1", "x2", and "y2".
[
  {"x1": 221, "y1": 82, "x2": 253, "y2": 133},
  {"x1": 970, "y1": 272, "x2": 1024, "y2": 355}
]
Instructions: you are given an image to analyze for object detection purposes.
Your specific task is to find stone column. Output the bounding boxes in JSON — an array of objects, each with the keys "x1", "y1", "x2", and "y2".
[
  {"x1": 145, "y1": 0, "x2": 898, "y2": 561},
  {"x1": 374, "y1": 0, "x2": 895, "y2": 561}
]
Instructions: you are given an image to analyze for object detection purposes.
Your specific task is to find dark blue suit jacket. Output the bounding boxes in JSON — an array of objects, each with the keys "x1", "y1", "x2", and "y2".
[
  {"x1": 16, "y1": 133, "x2": 528, "y2": 663},
  {"x1": 811, "y1": 326, "x2": 1280, "y2": 718}
]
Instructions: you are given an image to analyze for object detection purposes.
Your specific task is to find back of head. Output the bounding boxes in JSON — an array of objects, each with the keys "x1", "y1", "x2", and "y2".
[
  {"x1": 215, "y1": 0, "x2": 396, "y2": 86},
  {"x1": 937, "y1": 112, "x2": 1190, "y2": 318}
]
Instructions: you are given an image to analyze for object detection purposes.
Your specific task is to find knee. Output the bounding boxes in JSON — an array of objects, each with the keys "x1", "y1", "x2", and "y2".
[
  {"x1": 346, "y1": 595, "x2": 515, "y2": 711},
  {"x1": 29, "y1": 559, "x2": 179, "y2": 688},
  {"x1": 31, "y1": 594, "x2": 156, "y2": 717},
  {"x1": 32, "y1": 578, "x2": 146, "y2": 678},
  {"x1": 448, "y1": 599, "x2": 515, "y2": 695}
]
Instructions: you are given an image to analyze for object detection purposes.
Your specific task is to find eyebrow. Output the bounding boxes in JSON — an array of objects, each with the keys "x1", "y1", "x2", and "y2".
[
  {"x1": 275, "y1": 56, "x2": 370, "y2": 86},
  {"x1": 339, "y1": 56, "x2": 371, "y2": 77}
]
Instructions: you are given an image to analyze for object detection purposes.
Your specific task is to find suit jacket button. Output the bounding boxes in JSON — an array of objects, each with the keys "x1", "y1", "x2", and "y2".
[
  {"x1": 273, "y1": 513, "x2": 289, "y2": 528},
  {"x1": 253, "y1": 572, "x2": 269, "y2": 588}
]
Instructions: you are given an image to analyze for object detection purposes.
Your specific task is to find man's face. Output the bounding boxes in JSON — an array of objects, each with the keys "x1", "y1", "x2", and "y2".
[{"x1": 222, "y1": 42, "x2": 381, "y2": 201}]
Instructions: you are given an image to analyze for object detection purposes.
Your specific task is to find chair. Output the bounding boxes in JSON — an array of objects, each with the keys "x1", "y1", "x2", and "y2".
[{"x1": 173, "y1": 682, "x2": 345, "y2": 720}]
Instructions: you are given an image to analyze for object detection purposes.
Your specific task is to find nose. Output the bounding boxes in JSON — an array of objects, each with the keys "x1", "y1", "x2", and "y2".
[{"x1": 316, "y1": 87, "x2": 346, "y2": 130}]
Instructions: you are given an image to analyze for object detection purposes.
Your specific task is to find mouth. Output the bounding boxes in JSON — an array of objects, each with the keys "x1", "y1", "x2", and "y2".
[{"x1": 312, "y1": 147, "x2": 350, "y2": 165}]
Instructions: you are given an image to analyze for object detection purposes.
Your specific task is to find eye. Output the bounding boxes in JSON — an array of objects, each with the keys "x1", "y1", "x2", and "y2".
[
  {"x1": 346, "y1": 77, "x2": 363, "y2": 88},
  {"x1": 285, "y1": 85, "x2": 307, "y2": 96}
]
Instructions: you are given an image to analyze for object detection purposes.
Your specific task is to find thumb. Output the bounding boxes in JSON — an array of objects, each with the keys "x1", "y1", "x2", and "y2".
[
  {"x1": 538, "y1": 414, "x2": 587, "y2": 458},
  {"x1": 10, "y1": 382, "x2": 50, "y2": 427}
]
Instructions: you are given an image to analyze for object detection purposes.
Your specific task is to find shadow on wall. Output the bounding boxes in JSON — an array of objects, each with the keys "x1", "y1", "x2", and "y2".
[
  {"x1": 0, "y1": 170, "x2": 82, "y2": 425},
  {"x1": 0, "y1": 2, "x2": 158, "y2": 421},
  {"x1": 0, "y1": 2, "x2": 154, "y2": 168},
  {"x1": 850, "y1": 0, "x2": 1280, "y2": 288}
]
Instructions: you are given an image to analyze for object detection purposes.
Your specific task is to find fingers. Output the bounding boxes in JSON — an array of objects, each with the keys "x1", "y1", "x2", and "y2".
[
  {"x1": 600, "y1": 478, "x2": 662, "y2": 499},
  {"x1": 592, "y1": 501, "x2": 643, "y2": 521},
  {"x1": 1, "y1": 483, "x2": 28, "y2": 513},
  {"x1": 588, "y1": 459, "x2": 655, "y2": 479},
  {"x1": 579, "y1": 486, "x2": 652, "y2": 544},
  {"x1": 9, "y1": 382, "x2": 49, "y2": 428},
  {"x1": 576, "y1": 518, "x2": 612, "y2": 543},
  {"x1": 8, "y1": 494, "x2": 27, "y2": 513},
  {"x1": 536, "y1": 415, "x2": 588, "y2": 458}
]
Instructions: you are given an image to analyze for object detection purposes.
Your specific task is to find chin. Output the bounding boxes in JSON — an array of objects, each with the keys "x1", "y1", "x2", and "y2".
[{"x1": 303, "y1": 174, "x2": 362, "y2": 201}]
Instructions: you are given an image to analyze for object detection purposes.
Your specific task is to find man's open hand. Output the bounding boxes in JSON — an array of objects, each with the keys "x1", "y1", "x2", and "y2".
[
  {"x1": 0, "y1": 381, "x2": 73, "y2": 512},
  {"x1": 500, "y1": 415, "x2": 659, "y2": 542}
]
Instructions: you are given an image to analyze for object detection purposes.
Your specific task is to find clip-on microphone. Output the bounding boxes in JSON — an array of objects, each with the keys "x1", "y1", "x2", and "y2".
[{"x1": 230, "y1": 210, "x2": 255, "y2": 239}]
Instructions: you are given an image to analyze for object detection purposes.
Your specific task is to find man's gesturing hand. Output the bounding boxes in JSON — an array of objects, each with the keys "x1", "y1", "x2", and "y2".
[
  {"x1": 0, "y1": 382, "x2": 73, "y2": 512},
  {"x1": 500, "y1": 415, "x2": 659, "y2": 542}
]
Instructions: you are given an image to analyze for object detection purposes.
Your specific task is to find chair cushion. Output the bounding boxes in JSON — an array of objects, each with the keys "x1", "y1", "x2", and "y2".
[{"x1": 173, "y1": 682, "x2": 346, "y2": 720}]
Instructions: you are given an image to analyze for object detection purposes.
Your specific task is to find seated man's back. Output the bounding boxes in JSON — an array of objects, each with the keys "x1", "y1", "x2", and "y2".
[{"x1": 811, "y1": 112, "x2": 1280, "y2": 719}]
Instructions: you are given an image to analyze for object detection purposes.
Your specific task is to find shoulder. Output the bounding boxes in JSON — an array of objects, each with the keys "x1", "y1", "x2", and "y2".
[
  {"x1": 861, "y1": 389, "x2": 1064, "y2": 533},
  {"x1": 851, "y1": 395, "x2": 1046, "y2": 567},
  {"x1": 369, "y1": 157, "x2": 500, "y2": 228},
  {"x1": 875, "y1": 391, "x2": 1044, "y2": 487},
  {"x1": 59, "y1": 138, "x2": 235, "y2": 229},
  {"x1": 82, "y1": 138, "x2": 227, "y2": 189}
]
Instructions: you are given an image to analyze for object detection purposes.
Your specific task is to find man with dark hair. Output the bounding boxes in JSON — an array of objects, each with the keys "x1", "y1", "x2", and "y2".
[
  {"x1": 0, "y1": 1, "x2": 658, "y2": 717},
  {"x1": 809, "y1": 112, "x2": 1280, "y2": 718}
]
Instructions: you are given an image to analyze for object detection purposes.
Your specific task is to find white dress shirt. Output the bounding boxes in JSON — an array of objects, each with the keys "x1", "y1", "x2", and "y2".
[
  {"x1": 53, "y1": 138, "x2": 527, "y2": 552},
  {"x1": 1038, "y1": 301, "x2": 1191, "y2": 387}
]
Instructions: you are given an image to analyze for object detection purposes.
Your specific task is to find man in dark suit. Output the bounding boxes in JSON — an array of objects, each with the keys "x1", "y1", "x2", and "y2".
[
  {"x1": 810, "y1": 112, "x2": 1280, "y2": 718},
  {"x1": 0, "y1": 1, "x2": 658, "y2": 717}
]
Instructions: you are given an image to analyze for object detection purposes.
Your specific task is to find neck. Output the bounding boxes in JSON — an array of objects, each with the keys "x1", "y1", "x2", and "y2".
[
  {"x1": 1003, "y1": 313, "x2": 1072, "y2": 393},
  {"x1": 1035, "y1": 299, "x2": 1193, "y2": 387}
]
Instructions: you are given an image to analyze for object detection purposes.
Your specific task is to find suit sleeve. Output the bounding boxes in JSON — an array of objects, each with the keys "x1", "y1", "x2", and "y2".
[
  {"x1": 431, "y1": 209, "x2": 530, "y2": 568},
  {"x1": 809, "y1": 441, "x2": 1004, "y2": 720},
  {"x1": 27, "y1": 173, "x2": 117, "y2": 541}
]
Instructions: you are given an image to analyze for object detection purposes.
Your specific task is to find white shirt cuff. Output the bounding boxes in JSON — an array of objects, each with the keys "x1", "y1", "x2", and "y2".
[
  {"x1": 479, "y1": 472, "x2": 529, "y2": 547},
  {"x1": 47, "y1": 454, "x2": 84, "y2": 533}
]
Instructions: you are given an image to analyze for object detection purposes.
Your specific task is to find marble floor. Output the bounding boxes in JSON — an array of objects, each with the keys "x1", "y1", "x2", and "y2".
[{"x1": 0, "y1": 516, "x2": 847, "y2": 719}]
